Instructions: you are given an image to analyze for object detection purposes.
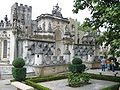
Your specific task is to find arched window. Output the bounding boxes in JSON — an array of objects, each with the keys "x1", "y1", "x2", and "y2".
[{"x1": 3, "y1": 40, "x2": 7, "y2": 58}]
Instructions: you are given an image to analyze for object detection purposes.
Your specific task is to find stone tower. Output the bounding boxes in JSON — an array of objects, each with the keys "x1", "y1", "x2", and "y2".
[{"x1": 10, "y1": 2, "x2": 32, "y2": 35}]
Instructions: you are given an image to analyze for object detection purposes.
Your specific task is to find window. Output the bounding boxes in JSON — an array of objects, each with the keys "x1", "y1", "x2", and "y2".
[
  {"x1": 71, "y1": 24, "x2": 74, "y2": 29},
  {"x1": 57, "y1": 48, "x2": 61, "y2": 56},
  {"x1": 3, "y1": 40, "x2": 7, "y2": 58},
  {"x1": 37, "y1": 55, "x2": 39, "y2": 58}
]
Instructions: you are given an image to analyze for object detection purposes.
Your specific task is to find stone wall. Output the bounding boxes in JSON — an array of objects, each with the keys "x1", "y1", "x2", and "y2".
[
  {"x1": 33, "y1": 64, "x2": 68, "y2": 76},
  {"x1": 83, "y1": 61, "x2": 101, "y2": 69}
]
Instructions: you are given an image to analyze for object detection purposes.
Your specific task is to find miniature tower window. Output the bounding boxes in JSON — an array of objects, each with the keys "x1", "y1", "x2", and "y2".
[
  {"x1": 77, "y1": 33, "x2": 80, "y2": 44},
  {"x1": 3, "y1": 40, "x2": 7, "y2": 58}
]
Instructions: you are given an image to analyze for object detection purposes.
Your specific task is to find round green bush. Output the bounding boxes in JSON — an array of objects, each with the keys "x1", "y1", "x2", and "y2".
[
  {"x1": 12, "y1": 58, "x2": 25, "y2": 68},
  {"x1": 12, "y1": 67, "x2": 26, "y2": 81},
  {"x1": 69, "y1": 64, "x2": 86, "y2": 73},
  {"x1": 72, "y1": 58, "x2": 82, "y2": 64}
]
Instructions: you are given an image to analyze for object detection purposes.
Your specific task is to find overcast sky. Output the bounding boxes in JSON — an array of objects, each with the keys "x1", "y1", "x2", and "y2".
[{"x1": 0, "y1": 0, "x2": 90, "y2": 23}]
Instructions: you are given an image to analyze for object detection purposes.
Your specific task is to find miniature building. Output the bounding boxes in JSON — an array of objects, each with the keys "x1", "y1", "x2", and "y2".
[{"x1": 0, "y1": 3, "x2": 100, "y2": 75}]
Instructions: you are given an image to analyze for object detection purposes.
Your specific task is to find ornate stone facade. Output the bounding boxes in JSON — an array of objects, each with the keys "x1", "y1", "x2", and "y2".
[{"x1": 0, "y1": 3, "x2": 100, "y2": 75}]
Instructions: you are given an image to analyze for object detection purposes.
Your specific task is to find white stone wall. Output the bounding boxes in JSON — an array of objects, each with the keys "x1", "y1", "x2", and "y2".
[
  {"x1": 9, "y1": 30, "x2": 15, "y2": 64},
  {"x1": 0, "y1": 30, "x2": 14, "y2": 64},
  {"x1": 22, "y1": 40, "x2": 29, "y2": 61}
]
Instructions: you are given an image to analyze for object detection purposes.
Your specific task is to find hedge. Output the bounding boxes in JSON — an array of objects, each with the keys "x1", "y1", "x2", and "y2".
[
  {"x1": 72, "y1": 58, "x2": 82, "y2": 64},
  {"x1": 12, "y1": 67, "x2": 26, "y2": 81},
  {"x1": 27, "y1": 73, "x2": 120, "y2": 83},
  {"x1": 12, "y1": 58, "x2": 25, "y2": 68},
  {"x1": 25, "y1": 80, "x2": 51, "y2": 90},
  {"x1": 69, "y1": 64, "x2": 86, "y2": 73},
  {"x1": 24, "y1": 73, "x2": 120, "y2": 90},
  {"x1": 85, "y1": 73, "x2": 120, "y2": 82},
  {"x1": 29, "y1": 74, "x2": 67, "y2": 83},
  {"x1": 101, "y1": 83, "x2": 120, "y2": 90}
]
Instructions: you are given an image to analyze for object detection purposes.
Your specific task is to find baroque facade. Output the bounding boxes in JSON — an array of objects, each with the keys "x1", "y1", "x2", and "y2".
[{"x1": 0, "y1": 3, "x2": 100, "y2": 74}]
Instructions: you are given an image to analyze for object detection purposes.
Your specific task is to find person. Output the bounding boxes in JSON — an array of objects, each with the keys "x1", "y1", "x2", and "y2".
[
  {"x1": 111, "y1": 60, "x2": 115, "y2": 72},
  {"x1": 106, "y1": 59, "x2": 111, "y2": 71},
  {"x1": 101, "y1": 57, "x2": 106, "y2": 71}
]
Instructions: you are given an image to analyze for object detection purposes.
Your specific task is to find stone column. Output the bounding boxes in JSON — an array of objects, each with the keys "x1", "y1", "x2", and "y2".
[{"x1": 63, "y1": 46, "x2": 71, "y2": 64}]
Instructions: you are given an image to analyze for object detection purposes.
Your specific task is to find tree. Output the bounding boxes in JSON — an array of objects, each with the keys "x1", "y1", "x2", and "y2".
[{"x1": 73, "y1": 0, "x2": 120, "y2": 56}]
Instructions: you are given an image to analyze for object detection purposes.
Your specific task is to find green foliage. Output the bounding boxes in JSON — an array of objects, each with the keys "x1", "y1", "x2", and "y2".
[
  {"x1": 68, "y1": 58, "x2": 88, "y2": 87},
  {"x1": 73, "y1": 0, "x2": 120, "y2": 56},
  {"x1": 25, "y1": 73, "x2": 120, "y2": 89},
  {"x1": 25, "y1": 80, "x2": 50, "y2": 90},
  {"x1": 101, "y1": 84, "x2": 120, "y2": 90},
  {"x1": 72, "y1": 58, "x2": 82, "y2": 64},
  {"x1": 12, "y1": 67, "x2": 26, "y2": 81},
  {"x1": 69, "y1": 64, "x2": 86, "y2": 73},
  {"x1": 87, "y1": 73, "x2": 120, "y2": 82},
  {"x1": 25, "y1": 74, "x2": 67, "y2": 90},
  {"x1": 29, "y1": 74, "x2": 67, "y2": 83},
  {"x1": 109, "y1": 57, "x2": 119, "y2": 69},
  {"x1": 12, "y1": 58, "x2": 25, "y2": 68},
  {"x1": 69, "y1": 58, "x2": 86, "y2": 73},
  {"x1": 68, "y1": 72, "x2": 90, "y2": 87}
]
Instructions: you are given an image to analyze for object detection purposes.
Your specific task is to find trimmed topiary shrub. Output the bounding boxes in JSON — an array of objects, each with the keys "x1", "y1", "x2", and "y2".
[
  {"x1": 69, "y1": 64, "x2": 86, "y2": 73},
  {"x1": 69, "y1": 58, "x2": 86, "y2": 73},
  {"x1": 68, "y1": 58, "x2": 88, "y2": 87},
  {"x1": 72, "y1": 58, "x2": 82, "y2": 64},
  {"x1": 12, "y1": 58, "x2": 25, "y2": 68},
  {"x1": 12, "y1": 68, "x2": 26, "y2": 81},
  {"x1": 12, "y1": 58, "x2": 26, "y2": 81}
]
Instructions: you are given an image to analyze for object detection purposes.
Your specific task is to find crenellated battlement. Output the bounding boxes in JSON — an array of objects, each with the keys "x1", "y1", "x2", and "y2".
[
  {"x1": 11, "y1": 2, "x2": 32, "y2": 24},
  {"x1": 12, "y1": 2, "x2": 32, "y2": 12},
  {"x1": 10, "y1": 2, "x2": 32, "y2": 35},
  {"x1": 18, "y1": 3, "x2": 32, "y2": 12}
]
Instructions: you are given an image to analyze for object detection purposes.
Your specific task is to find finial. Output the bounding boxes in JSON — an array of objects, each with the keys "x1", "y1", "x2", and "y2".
[
  {"x1": 4, "y1": 15, "x2": 8, "y2": 22},
  {"x1": 52, "y1": 3, "x2": 62, "y2": 17}
]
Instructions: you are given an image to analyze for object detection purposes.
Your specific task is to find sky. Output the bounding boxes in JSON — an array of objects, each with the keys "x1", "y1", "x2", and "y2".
[{"x1": 0, "y1": 0, "x2": 91, "y2": 23}]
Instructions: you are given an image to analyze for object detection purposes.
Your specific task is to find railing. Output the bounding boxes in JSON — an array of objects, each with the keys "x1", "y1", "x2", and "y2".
[{"x1": 42, "y1": 56, "x2": 65, "y2": 66}]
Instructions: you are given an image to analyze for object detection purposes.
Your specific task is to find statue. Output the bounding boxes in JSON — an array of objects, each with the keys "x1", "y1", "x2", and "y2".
[
  {"x1": 42, "y1": 22, "x2": 45, "y2": 31},
  {"x1": 4, "y1": 15, "x2": 8, "y2": 22},
  {"x1": 52, "y1": 3, "x2": 62, "y2": 17},
  {"x1": 38, "y1": 25, "x2": 42, "y2": 31},
  {"x1": 48, "y1": 22, "x2": 52, "y2": 32},
  {"x1": 64, "y1": 25, "x2": 70, "y2": 35},
  {"x1": 65, "y1": 25, "x2": 69, "y2": 32}
]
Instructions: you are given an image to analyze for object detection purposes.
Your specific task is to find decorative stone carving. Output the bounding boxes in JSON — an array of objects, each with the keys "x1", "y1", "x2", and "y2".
[
  {"x1": 48, "y1": 22, "x2": 53, "y2": 33},
  {"x1": 52, "y1": 3, "x2": 63, "y2": 18},
  {"x1": 4, "y1": 15, "x2": 8, "y2": 22},
  {"x1": 38, "y1": 25, "x2": 42, "y2": 31},
  {"x1": 73, "y1": 44, "x2": 95, "y2": 60},
  {"x1": 42, "y1": 22, "x2": 45, "y2": 31},
  {"x1": 64, "y1": 25, "x2": 70, "y2": 35},
  {"x1": 42, "y1": 55, "x2": 65, "y2": 66}
]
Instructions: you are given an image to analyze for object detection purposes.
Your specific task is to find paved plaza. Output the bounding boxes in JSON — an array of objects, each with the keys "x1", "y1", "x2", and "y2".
[
  {"x1": 0, "y1": 79, "x2": 17, "y2": 90},
  {"x1": 0, "y1": 69, "x2": 120, "y2": 90},
  {"x1": 39, "y1": 79, "x2": 118, "y2": 90}
]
